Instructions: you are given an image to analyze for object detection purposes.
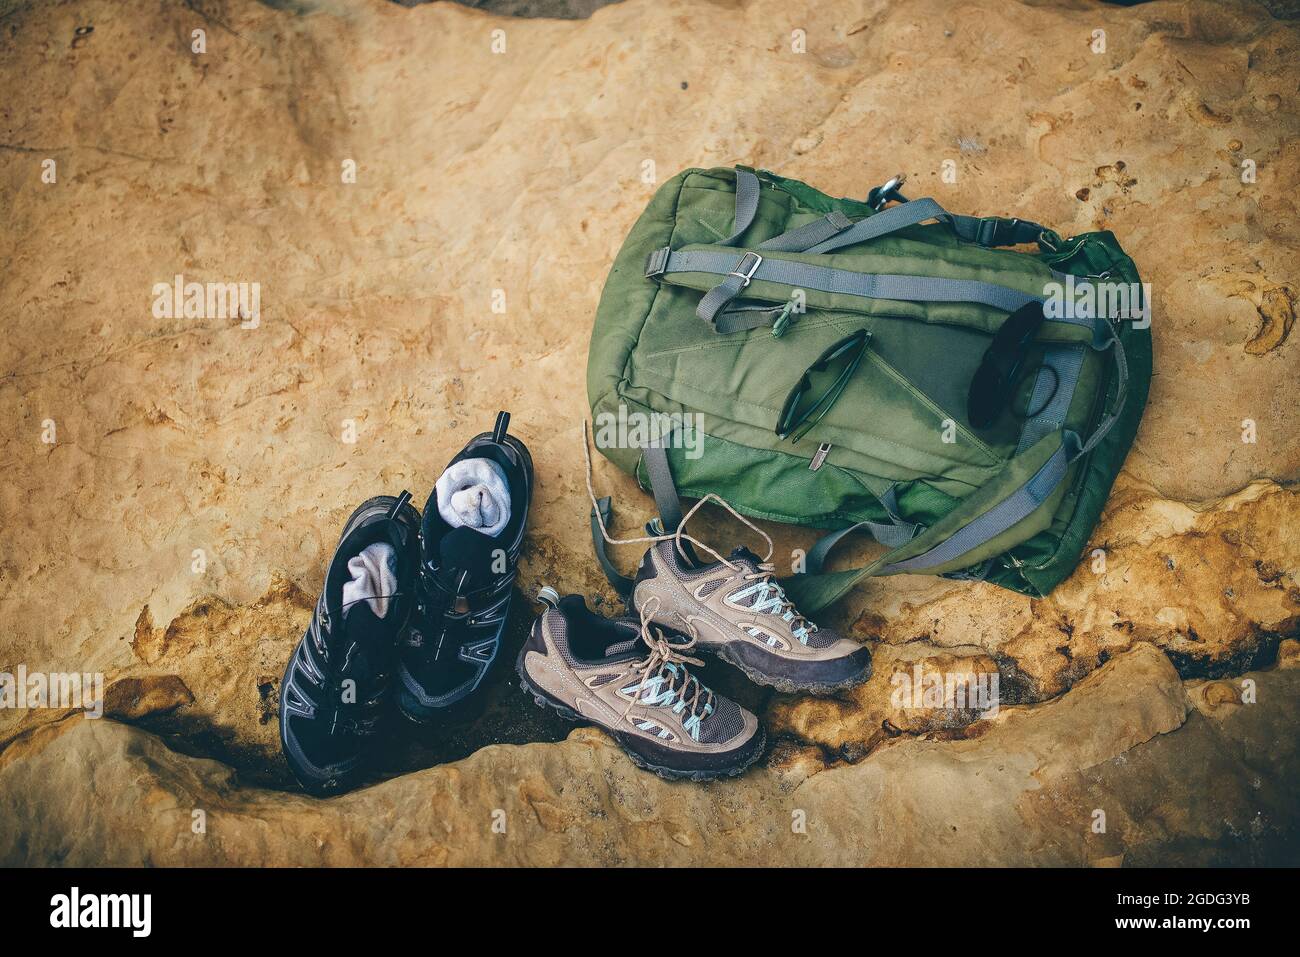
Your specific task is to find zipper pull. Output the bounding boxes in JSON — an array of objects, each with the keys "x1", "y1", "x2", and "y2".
[{"x1": 809, "y1": 443, "x2": 832, "y2": 471}]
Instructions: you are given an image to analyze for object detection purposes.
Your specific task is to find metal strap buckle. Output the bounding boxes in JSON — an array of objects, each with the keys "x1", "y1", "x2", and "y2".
[
  {"x1": 644, "y1": 246, "x2": 671, "y2": 279},
  {"x1": 728, "y1": 251, "x2": 763, "y2": 287}
]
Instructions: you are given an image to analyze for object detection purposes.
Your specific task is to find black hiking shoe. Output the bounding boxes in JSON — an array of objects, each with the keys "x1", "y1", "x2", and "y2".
[
  {"x1": 397, "y1": 412, "x2": 533, "y2": 719},
  {"x1": 279, "y1": 492, "x2": 421, "y2": 795}
]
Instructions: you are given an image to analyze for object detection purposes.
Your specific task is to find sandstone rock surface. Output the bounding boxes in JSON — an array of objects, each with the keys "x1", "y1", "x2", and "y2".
[
  {"x1": 0, "y1": 0, "x2": 1296, "y2": 865},
  {"x1": 2, "y1": 645, "x2": 1295, "y2": 866}
]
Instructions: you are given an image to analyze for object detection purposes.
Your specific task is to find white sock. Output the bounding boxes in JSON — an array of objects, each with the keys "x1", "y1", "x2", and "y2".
[
  {"x1": 435, "y1": 457, "x2": 511, "y2": 536},
  {"x1": 341, "y1": 542, "x2": 397, "y2": 618}
]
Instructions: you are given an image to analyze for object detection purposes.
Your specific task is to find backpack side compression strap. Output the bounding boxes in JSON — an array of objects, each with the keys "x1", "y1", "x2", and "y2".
[
  {"x1": 588, "y1": 442, "x2": 686, "y2": 600},
  {"x1": 653, "y1": 248, "x2": 1049, "y2": 324},
  {"x1": 685, "y1": 168, "x2": 1058, "y2": 328}
]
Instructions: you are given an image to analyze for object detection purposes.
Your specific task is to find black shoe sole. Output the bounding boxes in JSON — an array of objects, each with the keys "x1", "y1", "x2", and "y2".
[
  {"x1": 395, "y1": 686, "x2": 441, "y2": 725},
  {"x1": 394, "y1": 668, "x2": 491, "y2": 724},
  {"x1": 700, "y1": 641, "x2": 873, "y2": 696},
  {"x1": 514, "y1": 649, "x2": 766, "y2": 782}
]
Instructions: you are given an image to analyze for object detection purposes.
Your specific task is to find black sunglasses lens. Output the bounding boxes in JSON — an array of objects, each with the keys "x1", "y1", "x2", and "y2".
[
  {"x1": 992, "y1": 301, "x2": 1046, "y2": 354},
  {"x1": 820, "y1": 332, "x2": 863, "y2": 365},
  {"x1": 777, "y1": 330, "x2": 868, "y2": 438},
  {"x1": 777, "y1": 372, "x2": 812, "y2": 435},
  {"x1": 967, "y1": 359, "x2": 1004, "y2": 429},
  {"x1": 968, "y1": 302, "x2": 1046, "y2": 429}
]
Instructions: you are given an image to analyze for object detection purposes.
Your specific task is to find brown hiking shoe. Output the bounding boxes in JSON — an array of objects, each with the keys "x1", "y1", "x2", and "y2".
[
  {"x1": 631, "y1": 541, "x2": 872, "y2": 694},
  {"x1": 515, "y1": 591, "x2": 765, "y2": 781}
]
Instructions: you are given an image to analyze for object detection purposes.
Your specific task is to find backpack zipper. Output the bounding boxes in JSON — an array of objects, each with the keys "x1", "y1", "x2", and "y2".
[{"x1": 809, "y1": 442, "x2": 832, "y2": 471}]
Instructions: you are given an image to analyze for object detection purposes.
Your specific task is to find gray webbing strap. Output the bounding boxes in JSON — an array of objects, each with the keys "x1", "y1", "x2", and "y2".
[
  {"x1": 758, "y1": 211, "x2": 854, "y2": 252},
  {"x1": 714, "y1": 307, "x2": 785, "y2": 335},
  {"x1": 711, "y1": 298, "x2": 794, "y2": 334},
  {"x1": 803, "y1": 198, "x2": 948, "y2": 254},
  {"x1": 696, "y1": 268, "x2": 754, "y2": 324},
  {"x1": 722, "y1": 169, "x2": 761, "y2": 245},
  {"x1": 590, "y1": 496, "x2": 634, "y2": 598},
  {"x1": 709, "y1": 212, "x2": 855, "y2": 331},
  {"x1": 1077, "y1": 318, "x2": 1128, "y2": 457},
  {"x1": 1016, "y1": 344, "x2": 1087, "y2": 454},
  {"x1": 750, "y1": 197, "x2": 1048, "y2": 256},
  {"x1": 805, "y1": 487, "x2": 922, "y2": 574},
  {"x1": 684, "y1": 185, "x2": 1055, "y2": 330},
  {"x1": 669, "y1": 248, "x2": 1048, "y2": 323},
  {"x1": 590, "y1": 442, "x2": 688, "y2": 597},
  {"x1": 1014, "y1": 286, "x2": 1129, "y2": 447},
  {"x1": 709, "y1": 270, "x2": 1105, "y2": 339},
  {"x1": 643, "y1": 442, "x2": 683, "y2": 532},
  {"x1": 880, "y1": 432, "x2": 1080, "y2": 574}
]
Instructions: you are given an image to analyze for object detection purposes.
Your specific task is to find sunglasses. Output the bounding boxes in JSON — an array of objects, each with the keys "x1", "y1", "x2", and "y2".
[
  {"x1": 966, "y1": 301, "x2": 1047, "y2": 429},
  {"x1": 775, "y1": 329, "x2": 870, "y2": 444}
]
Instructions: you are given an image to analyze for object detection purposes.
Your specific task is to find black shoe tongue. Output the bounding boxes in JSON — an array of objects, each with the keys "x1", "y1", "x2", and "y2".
[
  {"x1": 333, "y1": 603, "x2": 384, "y2": 685},
  {"x1": 439, "y1": 525, "x2": 498, "y2": 588}
]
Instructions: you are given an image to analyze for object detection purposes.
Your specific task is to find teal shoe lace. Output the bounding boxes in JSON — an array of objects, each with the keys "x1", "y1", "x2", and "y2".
[
  {"x1": 726, "y1": 574, "x2": 819, "y2": 645},
  {"x1": 619, "y1": 599, "x2": 715, "y2": 742}
]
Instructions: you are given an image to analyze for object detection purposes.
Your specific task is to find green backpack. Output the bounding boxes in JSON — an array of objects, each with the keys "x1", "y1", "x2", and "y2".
[{"x1": 586, "y1": 166, "x2": 1150, "y2": 613}]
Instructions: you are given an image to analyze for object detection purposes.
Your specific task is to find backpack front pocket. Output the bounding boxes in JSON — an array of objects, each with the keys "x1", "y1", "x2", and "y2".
[{"x1": 631, "y1": 309, "x2": 1006, "y2": 490}]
